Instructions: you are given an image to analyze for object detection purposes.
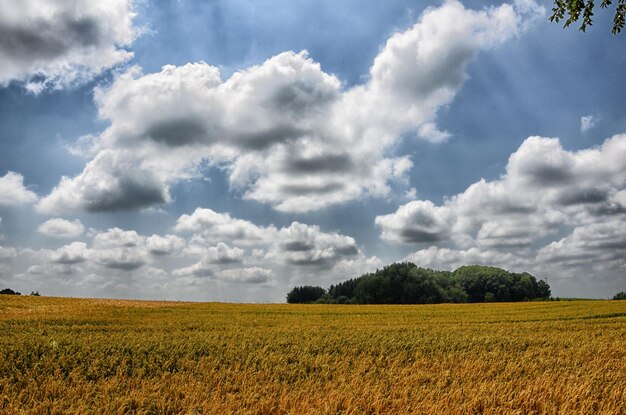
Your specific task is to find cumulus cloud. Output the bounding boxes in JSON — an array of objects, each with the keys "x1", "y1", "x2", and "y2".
[
  {"x1": 0, "y1": 172, "x2": 37, "y2": 206},
  {"x1": 172, "y1": 262, "x2": 215, "y2": 278},
  {"x1": 537, "y1": 220, "x2": 626, "y2": 268},
  {"x1": 0, "y1": 0, "x2": 138, "y2": 90},
  {"x1": 93, "y1": 248, "x2": 146, "y2": 271},
  {"x1": 218, "y1": 267, "x2": 274, "y2": 284},
  {"x1": 37, "y1": 150, "x2": 170, "y2": 214},
  {"x1": 272, "y1": 222, "x2": 359, "y2": 267},
  {"x1": 93, "y1": 227, "x2": 144, "y2": 248},
  {"x1": 30, "y1": 228, "x2": 148, "y2": 275},
  {"x1": 146, "y1": 234, "x2": 185, "y2": 256},
  {"x1": 376, "y1": 200, "x2": 453, "y2": 243},
  {"x1": 378, "y1": 134, "x2": 626, "y2": 290},
  {"x1": 174, "y1": 242, "x2": 245, "y2": 279},
  {"x1": 174, "y1": 207, "x2": 362, "y2": 270},
  {"x1": 39, "y1": 0, "x2": 541, "y2": 214},
  {"x1": 49, "y1": 241, "x2": 89, "y2": 264},
  {"x1": 37, "y1": 218, "x2": 84, "y2": 238},
  {"x1": 204, "y1": 243, "x2": 245, "y2": 264},
  {"x1": 174, "y1": 208, "x2": 272, "y2": 244}
]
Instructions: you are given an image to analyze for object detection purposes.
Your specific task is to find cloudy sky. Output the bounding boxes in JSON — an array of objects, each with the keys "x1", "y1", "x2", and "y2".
[{"x1": 1, "y1": 0, "x2": 625, "y2": 302}]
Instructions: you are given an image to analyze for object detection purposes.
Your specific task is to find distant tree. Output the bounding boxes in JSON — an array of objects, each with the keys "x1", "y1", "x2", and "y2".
[
  {"x1": 286, "y1": 285, "x2": 326, "y2": 303},
  {"x1": 30, "y1": 291, "x2": 41, "y2": 296},
  {"x1": 550, "y1": 0, "x2": 626, "y2": 34},
  {"x1": 454, "y1": 266, "x2": 546, "y2": 303},
  {"x1": 405, "y1": 267, "x2": 445, "y2": 304},
  {"x1": 336, "y1": 295, "x2": 350, "y2": 304},
  {"x1": 613, "y1": 291, "x2": 626, "y2": 300},
  {"x1": 455, "y1": 266, "x2": 511, "y2": 302},
  {"x1": 353, "y1": 273, "x2": 384, "y2": 304},
  {"x1": 329, "y1": 277, "x2": 360, "y2": 300},
  {"x1": 511, "y1": 272, "x2": 537, "y2": 301},
  {"x1": 444, "y1": 286, "x2": 468, "y2": 303},
  {"x1": 0, "y1": 288, "x2": 21, "y2": 295},
  {"x1": 536, "y1": 280, "x2": 551, "y2": 300},
  {"x1": 352, "y1": 262, "x2": 423, "y2": 304}
]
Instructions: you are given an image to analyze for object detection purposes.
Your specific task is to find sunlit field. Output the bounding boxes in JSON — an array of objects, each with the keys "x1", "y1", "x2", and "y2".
[{"x1": 1, "y1": 296, "x2": 625, "y2": 414}]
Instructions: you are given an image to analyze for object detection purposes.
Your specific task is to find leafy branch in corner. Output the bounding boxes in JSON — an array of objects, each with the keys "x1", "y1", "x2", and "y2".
[{"x1": 550, "y1": 0, "x2": 626, "y2": 34}]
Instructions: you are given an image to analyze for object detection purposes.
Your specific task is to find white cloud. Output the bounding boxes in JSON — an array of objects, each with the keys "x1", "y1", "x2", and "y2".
[
  {"x1": 537, "y1": 220, "x2": 626, "y2": 268},
  {"x1": 41, "y1": 230, "x2": 146, "y2": 272},
  {"x1": 270, "y1": 222, "x2": 359, "y2": 267},
  {"x1": 417, "y1": 123, "x2": 451, "y2": 143},
  {"x1": 39, "y1": 0, "x2": 540, "y2": 214},
  {"x1": 37, "y1": 150, "x2": 170, "y2": 214},
  {"x1": 378, "y1": 133, "x2": 626, "y2": 289},
  {"x1": 204, "y1": 243, "x2": 245, "y2": 264},
  {"x1": 376, "y1": 200, "x2": 454, "y2": 244},
  {"x1": 174, "y1": 207, "x2": 363, "y2": 269},
  {"x1": 0, "y1": 172, "x2": 37, "y2": 206},
  {"x1": 37, "y1": 218, "x2": 84, "y2": 238},
  {"x1": 146, "y1": 234, "x2": 185, "y2": 256},
  {"x1": 580, "y1": 115, "x2": 597, "y2": 132},
  {"x1": 218, "y1": 267, "x2": 274, "y2": 284},
  {"x1": 93, "y1": 248, "x2": 146, "y2": 271},
  {"x1": 0, "y1": 0, "x2": 139, "y2": 90},
  {"x1": 172, "y1": 262, "x2": 215, "y2": 278},
  {"x1": 93, "y1": 227, "x2": 144, "y2": 248},
  {"x1": 174, "y1": 242, "x2": 245, "y2": 277},
  {"x1": 174, "y1": 208, "x2": 272, "y2": 244},
  {"x1": 49, "y1": 242, "x2": 89, "y2": 264}
]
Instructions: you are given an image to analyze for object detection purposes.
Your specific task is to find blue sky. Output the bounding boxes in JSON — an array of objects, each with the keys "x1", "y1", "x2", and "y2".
[{"x1": 0, "y1": 0, "x2": 625, "y2": 301}]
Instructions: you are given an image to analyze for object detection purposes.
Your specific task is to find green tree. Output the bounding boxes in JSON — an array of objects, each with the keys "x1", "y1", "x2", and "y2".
[
  {"x1": 286, "y1": 286, "x2": 326, "y2": 303},
  {"x1": 444, "y1": 286, "x2": 468, "y2": 303},
  {"x1": 550, "y1": 0, "x2": 626, "y2": 34},
  {"x1": 613, "y1": 291, "x2": 626, "y2": 300},
  {"x1": 405, "y1": 268, "x2": 444, "y2": 304},
  {"x1": 484, "y1": 292, "x2": 497, "y2": 302},
  {"x1": 536, "y1": 280, "x2": 551, "y2": 300}
]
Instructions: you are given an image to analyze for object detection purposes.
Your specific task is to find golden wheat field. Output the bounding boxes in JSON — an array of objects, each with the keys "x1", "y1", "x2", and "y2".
[{"x1": 1, "y1": 296, "x2": 625, "y2": 414}]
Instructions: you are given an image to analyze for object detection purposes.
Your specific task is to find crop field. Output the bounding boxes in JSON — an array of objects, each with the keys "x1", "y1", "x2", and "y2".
[{"x1": 1, "y1": 296, "x2": 625, "y2": 414}]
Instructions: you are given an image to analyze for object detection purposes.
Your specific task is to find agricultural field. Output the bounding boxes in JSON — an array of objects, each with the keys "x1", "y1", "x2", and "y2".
[{"x1": 1, "y1": 296, "x2": 625, "y2": 414}]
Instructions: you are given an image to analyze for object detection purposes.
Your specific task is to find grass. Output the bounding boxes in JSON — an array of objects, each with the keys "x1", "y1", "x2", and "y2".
[{"x1": 1, "y1": 296, "x2": 625, "y2": 414}]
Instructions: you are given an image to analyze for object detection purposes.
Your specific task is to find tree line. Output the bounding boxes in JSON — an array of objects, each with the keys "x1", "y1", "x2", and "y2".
[{"x1": 287, "y1": 263, "x2": 552, "y2": 304}]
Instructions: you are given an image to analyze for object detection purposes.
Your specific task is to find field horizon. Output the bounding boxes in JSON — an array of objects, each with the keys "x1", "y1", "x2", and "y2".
[{"x1": 0, "y1": 292, "x2": 612, "y2": 304}]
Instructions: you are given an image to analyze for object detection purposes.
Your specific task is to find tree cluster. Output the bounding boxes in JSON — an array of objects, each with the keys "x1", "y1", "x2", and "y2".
[
  {"x1": 0, "y1": 288, "x2": 40, "y2": 296},
  {"x1": 285, "y1": 285, "x2": 327, "y2": 304},
  {"x1": 286, "y1": 262, "x2": 551, "y2": 304},
  {"x1": 613, "y1": 291, "x2": 626, "y2": 300}
]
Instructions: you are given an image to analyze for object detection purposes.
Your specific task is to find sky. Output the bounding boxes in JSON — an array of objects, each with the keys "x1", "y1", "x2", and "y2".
[{"x1": 0, "y1": 0, "x2": 625, "y2": 302}]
